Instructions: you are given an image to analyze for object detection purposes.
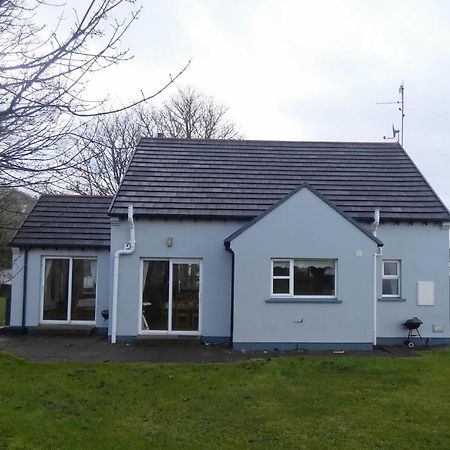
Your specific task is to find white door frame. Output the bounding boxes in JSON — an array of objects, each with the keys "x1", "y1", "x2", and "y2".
[
  {"x1": 138, "y1": 258, "x2": 202, "y2": 336},
  {"x1": 40, "y1": 256, "x2": 97, "y2": 325}
]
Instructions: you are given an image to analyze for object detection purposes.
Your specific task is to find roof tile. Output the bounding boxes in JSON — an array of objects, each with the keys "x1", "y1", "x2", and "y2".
[
  {"x1": 110, "y1": 138, "x2": 450, "y2": 222},
  {"x1": 10, "y1": 195, "x2": 112, "y2": 248}
]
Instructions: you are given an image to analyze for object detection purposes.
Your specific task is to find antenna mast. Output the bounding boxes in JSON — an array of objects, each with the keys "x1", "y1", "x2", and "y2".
[
  {"x1": 399, "y1": 83, "x2": 404, "y2": 146},
  {"x1": 377, "y1": 82, "x2": 405, "y2": 146}
]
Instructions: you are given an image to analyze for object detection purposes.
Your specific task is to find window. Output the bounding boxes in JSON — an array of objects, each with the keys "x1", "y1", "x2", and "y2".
[
  {"x1": 42, "y1": 257, "x2": 97, "y2": 323},
  {"x1": 272, "y1": 260, "x2": 291, "y2": 294},
  {"x1": 382, "y1": 260, "x2": 401, "y2": 297},
  {"x1": 271, "y1": 259, "x2": 336, "y2": 297}
]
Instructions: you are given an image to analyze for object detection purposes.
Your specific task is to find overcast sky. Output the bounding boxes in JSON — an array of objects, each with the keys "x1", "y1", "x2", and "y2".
[{"x1": 78, "y1": 1, "x2": 450, "y2": 207}]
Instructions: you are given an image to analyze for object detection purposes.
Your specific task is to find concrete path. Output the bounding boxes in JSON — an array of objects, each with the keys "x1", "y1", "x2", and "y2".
[
  {"x1": 0, "y1": 335, "x2": 251, "y2": 363},
  {"x1": 0, "y1": 334, "x2": 423, "y2": 363}
]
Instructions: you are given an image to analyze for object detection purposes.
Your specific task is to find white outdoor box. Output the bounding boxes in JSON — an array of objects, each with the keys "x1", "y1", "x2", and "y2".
[{"x1": 417, "y1": 281, "x2": 434, "y2": 306}]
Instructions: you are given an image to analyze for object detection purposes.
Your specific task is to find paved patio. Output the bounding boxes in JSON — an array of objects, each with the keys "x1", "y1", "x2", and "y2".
[
  {"x1": 0, "y1": 334, "x2": 245, "y2": 363},
  {"x1": 0, "y1": 333, "x2": 423, "y2": 363}
]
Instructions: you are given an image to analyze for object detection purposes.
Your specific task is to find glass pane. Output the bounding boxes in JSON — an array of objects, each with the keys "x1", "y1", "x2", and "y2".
[
  {"x1": 43, "y1": 259, "x2": 69, "y2": 320},
  {"x1": 71, "y1": 259, "x2": 96, "y2": 321},
  {"x1": 172, "y1": 263, "x2": 200, "y2": 332},
  {"x1": 384, "y1": 262, "x2": 398, "y2": 276},
  {"x1": 142, "y1": 261, "x2": 169, "y2": 330},
  {"x1": 383, "y1": 279, "x2": 399, "y2": 296},
  {"x1": 273, "y1": 278, "x2": 290, "y2": 294},
  {"x1": 294, "y1": 260, "x2": 335, "y2": 296},
  {"x1": 273, "y1": 261, "x2": 290, "y2": 276}
]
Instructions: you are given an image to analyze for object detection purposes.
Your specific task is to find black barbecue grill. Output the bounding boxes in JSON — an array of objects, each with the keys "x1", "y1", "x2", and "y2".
[{"x1": 402, "y1": 317, "x2": 424, "y2": 348}]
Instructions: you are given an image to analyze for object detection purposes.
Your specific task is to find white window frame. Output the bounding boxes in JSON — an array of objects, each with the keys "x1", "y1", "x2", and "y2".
[
  {"x1": 271, "y1": 259, "x2": 292, "y2": 296},
  {"x1": 40, "y1": 256, "x2": 98, "y2": 325},
  {"x1": 271, "y1": 258, "x2": 337, "y2": 298},
  {"x1": 138, "y1": 258, "x2": 202, "y2": 336},
  {"x1": 382, "y1": 260, "x2": 401, "y2": 298}
]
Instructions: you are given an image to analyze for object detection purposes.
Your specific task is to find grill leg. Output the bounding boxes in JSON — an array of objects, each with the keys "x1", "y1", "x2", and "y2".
[
  {"x1": 406, "y1": 328, "x2": 425, "y2": 347},
  {"x1": 416, "y1": 328, "x2": 425, "y2": 346},
  {"x1": 405, "y1": 329, "x2": 413, "y2": 348}
]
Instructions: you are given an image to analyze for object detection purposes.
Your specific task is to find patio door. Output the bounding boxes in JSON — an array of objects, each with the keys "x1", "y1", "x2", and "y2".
[
  {"x1": 141, "y1": 259, "x2": 201, "y2": 335},
  {"x1": 41, "y1": 257, "x2": 97, "y2": 324}
]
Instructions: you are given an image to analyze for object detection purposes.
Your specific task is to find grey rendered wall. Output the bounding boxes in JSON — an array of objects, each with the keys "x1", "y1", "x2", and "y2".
[
  {"x1": 230, "y1": 188, "x2": 378, "y2": 348},
  {"x1": 10, "y1": 247, "x2": 25, "y2": 327},
  {"x1": 376, "y1": 223, "x2": 450, "y2": 341},
  {"x1": 111, "y1": 219, "x2": 244, "y2": 340},
  {"x1": 10, "y1": 247, "x2": 110, "y2": 328}
]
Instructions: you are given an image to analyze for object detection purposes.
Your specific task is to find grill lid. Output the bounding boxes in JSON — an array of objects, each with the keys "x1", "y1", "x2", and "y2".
[{"x1": 402, "y1": 317, "x2": 423, "y2": 330}]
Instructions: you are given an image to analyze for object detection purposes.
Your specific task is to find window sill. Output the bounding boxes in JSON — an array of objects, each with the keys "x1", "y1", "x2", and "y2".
[
  {"x1": 266, "y1": 298, "x2": 342, "y2": 304},
  {"x1": 378, "y1": 297, "x2": 406, "y2": 302}
]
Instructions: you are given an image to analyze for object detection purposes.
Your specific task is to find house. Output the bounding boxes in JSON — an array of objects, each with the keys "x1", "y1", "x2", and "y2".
[{"x1": 8, "y1": 138, "x2": 450, "y2": 350}]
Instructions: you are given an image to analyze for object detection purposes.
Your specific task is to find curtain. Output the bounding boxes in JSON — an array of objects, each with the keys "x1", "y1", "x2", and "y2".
[
  {"x1": 294, "y1": 260, "x2": 334, "y2": 270},
  {"x1": 44, "y1": 259, "x2": 53, "y2": 283},
  {"x1": 90, "y1": 260, "x2": 97, "y2": 283},
  {"x1": 141, "y1": 261, "x2": 150, "y2": 329},
  {"x1": 142, "y1": 261, "x2": 149, "y2": 290},
  {"x1": 43, "y1": 259, "x2": 56, "y2": 309}
]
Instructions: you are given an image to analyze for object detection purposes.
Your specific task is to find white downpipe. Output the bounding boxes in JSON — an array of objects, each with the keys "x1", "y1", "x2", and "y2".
[
  {"x1": 111, "y1": 205, "x2": 136, "y2": 344},
  {"x1": 373, "y1": 208, "x2": 380, "y2": 237},
  {"x1": 372, "y1": 208, "x2": 382, "y2": 347}
]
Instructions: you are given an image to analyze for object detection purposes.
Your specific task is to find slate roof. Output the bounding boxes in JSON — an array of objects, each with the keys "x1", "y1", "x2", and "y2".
[
  {"x1": 10, "y1": 195, "x2": 112, "y2": 248},
  {"x1": 110, "y1": 138, "x2": 450, "y2": 222}
]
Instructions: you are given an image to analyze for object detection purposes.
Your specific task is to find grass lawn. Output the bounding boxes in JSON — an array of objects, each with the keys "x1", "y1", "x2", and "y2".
[
  {"x1": 1, "y1": 351, "x2": 450, "y2": 449},
  {"x1": 0, "y1": 296, "x2": 5, "y2": 326}
]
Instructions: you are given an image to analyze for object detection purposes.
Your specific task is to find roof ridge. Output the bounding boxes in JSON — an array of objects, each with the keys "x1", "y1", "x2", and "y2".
[
  {"x1": 40, "y1": 194, "x2": 113, "y2": 199},
  {"x1": 139, "y1": 137, "x2": 402, "y2": 146}
]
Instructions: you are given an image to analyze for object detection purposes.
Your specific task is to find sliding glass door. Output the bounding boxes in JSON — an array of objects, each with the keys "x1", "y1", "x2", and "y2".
[
  {"x1": 142, "y1": 261, "x2": 169, "y2": 331},
  {"x1": 43, "y1": 259, "x2": 69, "y2": 321},
  {"x1": 141, "y1": 259, "x2": 201, "y2": 335},
  {"x1": 172, "y1": 263, "x2": 200, "y2": 332},
  {"x1": 42, "y1": 257, "x2": 97, "y2": 323}
]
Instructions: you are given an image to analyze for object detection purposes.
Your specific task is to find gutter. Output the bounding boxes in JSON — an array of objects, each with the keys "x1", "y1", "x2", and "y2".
[
  {"x1": 224, "y1": 241, "x2": 235, "y2": 346},
  {"x1": 21, "y1": 248, "x2": 28, "y2": 328},
  {"x1": 111, "y1": 205, "x2": 136, "y2": 344}
]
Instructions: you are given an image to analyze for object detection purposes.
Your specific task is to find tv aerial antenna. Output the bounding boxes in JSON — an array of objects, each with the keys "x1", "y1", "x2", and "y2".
[{"x1": 377, "y1": 83, "x2": 405, "y2": 146}]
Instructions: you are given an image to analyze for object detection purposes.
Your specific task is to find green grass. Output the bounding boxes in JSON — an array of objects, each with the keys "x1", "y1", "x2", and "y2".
[
  {"x1": 0, "y1": 296, "x2": 5, "y2": 326},
  {"x1": 1, "y1": 351, "x2": 450, "y2": 449}
]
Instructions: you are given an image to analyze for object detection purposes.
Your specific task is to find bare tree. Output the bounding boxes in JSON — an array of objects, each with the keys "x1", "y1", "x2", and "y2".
[
  {"x1": 154, "y1": 86, "x2": 241, "y2": 139},
  {"x1": 65, "y1": 86, "x2": 242, "y2": 195},
  {"x1": 0, "y1": 188, "x2": 35, "y2": 269},
  {"x1": 0, "y1": 0, "x2": 188, "y2": 191},
  {"x1": 65, "y1": 106, "x2": 157, "y2": 195}
]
